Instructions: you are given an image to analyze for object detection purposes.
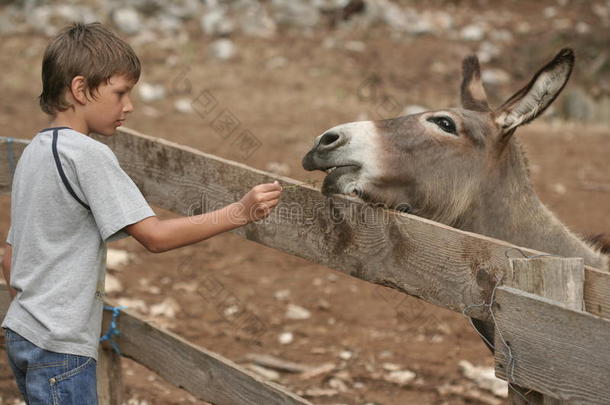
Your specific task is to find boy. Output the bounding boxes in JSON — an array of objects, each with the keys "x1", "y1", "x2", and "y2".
[{"x1": 1, "y1": 22, "x2": 282, "y2": 404}]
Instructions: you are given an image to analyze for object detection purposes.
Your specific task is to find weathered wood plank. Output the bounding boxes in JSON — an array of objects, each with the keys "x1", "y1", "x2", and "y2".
[
  {"x1": 0, "y1": 286, "x2": 311, "y2": 405},
  {"x1": 502, "y1": 257, "x2": 584, "y2": 405},
  {"x1": 97, "y1": 346, "x2": 123, "y2": 405},
  {"x1": 506, "y1": 258, "x2": 584, "y2": 311},
  {"x1": 494, "y1": 286, "x2": 610, "y2": 405},
  {"x1": 2, "y1": 130, "x2": 609, "y2": 321},
  {"x1": 99, "y1": 301, "x2": 312, "y2": 405}
]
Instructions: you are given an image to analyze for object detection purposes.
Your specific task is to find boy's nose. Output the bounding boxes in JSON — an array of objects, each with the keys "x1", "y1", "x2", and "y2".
[{"x1": 123, "y1": 95, "x2": 134, "y2": 113}]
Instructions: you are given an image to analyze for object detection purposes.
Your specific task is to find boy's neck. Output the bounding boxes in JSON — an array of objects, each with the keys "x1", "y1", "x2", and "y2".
[{"x1": 50, "y1": 110, "x2": 89, "y2": 135}]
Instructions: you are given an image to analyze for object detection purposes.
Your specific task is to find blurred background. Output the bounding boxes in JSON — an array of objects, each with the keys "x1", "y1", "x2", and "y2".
[{"x1": 1, "y1": 1, "x2": 609, "y2": 404}]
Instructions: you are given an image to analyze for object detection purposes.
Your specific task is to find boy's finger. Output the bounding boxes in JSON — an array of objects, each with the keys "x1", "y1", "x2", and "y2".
[
  {"x1": 261, "y1": 191, "x2": 282, "y2": 200},
  {"x1": 257, "y1": 182, "x2": 282, "y2": 192}
]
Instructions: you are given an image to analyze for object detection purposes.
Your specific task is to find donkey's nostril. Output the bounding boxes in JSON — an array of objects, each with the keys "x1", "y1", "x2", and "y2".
[{"x1": 319, "y1": 131, "x2": 340, "y2": 146}]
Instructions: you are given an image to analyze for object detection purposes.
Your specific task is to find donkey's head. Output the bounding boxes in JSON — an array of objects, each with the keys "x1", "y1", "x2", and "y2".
[{"x1": 302, "y1": 49, "x2": 574, "y2": 227}]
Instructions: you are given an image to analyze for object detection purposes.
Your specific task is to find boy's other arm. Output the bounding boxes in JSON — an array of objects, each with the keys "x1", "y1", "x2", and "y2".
[
  {"x1": 125, "y1": 182, "x2": 282, "y2": 253},
  {"x1": 2, "y1": 243, "x2": 16, "y2": 299}
]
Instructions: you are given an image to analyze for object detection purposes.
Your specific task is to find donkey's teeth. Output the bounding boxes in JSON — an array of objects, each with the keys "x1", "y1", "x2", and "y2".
[{"x1": 327, "y1": 167, "x2": 337, "y2": 174}]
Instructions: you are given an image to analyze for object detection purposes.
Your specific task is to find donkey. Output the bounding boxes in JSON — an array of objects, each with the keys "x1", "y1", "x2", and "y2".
[{"x1": 302, "y1": 48, "x2": 609, "y2": 350}]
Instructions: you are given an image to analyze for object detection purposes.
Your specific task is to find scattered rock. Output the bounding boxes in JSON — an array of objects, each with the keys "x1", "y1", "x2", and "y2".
[
  {"x1": 286, "y1": 304, "x2": 311, "y2": 320},
  {"x1": 201, "y1": 8, "x2": 235, "y2": 37},
  {"x1": 244, "y1": 353, "x2": 310, "y2": 373},
  {"x1": 174, "y1": 98, "x2": 194, "y2": 114},
  {"x1": 271, "y1": 0, "x2": 320, "y2": 28},
  {"x1": 303, "y1": 387, "x2": 338, "y2": 397},
  {"x1": 328, "y1": 377, "x2": 349, "y2": 392},
  {"x1": 381, "y1": 362, "x2": 402, "y2": 371},
  {"x1": 245, "y1": 363, "x2": 280, "y2": 381},
  {"x1": 460, "y1": 24, "x2": 485, "y2": 41},
  {"x1": 107, "y1": 248, "x2": 133, "y2": 269},
  {"x1": 208, "y1": 38, "x2": 237, "y2": 61},
  {"x1": 273, "y1": 288, "x2": 291, "y2": 300},
  {"x1": 138, "y1": 82, "x2": 166, "y2": 103},
  {"x1": 149, "y1": 297, "x2": 180, "y2": 318},
  {"x1": 300, "y1": 362, "x2": 336, "y2": 380},
  {"x1": 278, "y1": 331, "x2": 294, "y2": 344},
  {"x1": 481, "y1": 69, "x2": 510, "y2": 86},
  {"x1": 112, "y1": 8, "x2": 142, "y2": 36},
  {"x1": 384, "y1": 369, "x2": 416, "y2": 386},
  {"x1": 339, "y1": 350, "x2": 353, "y2": 360},
  {"x1": 239, "y1": 3, "x2": 277, "y2": 38},
  {"x1": 552, "y1": 183, "x2": 567, "y2": 195},
  {"x1": 459, "y1": 360, "x2": 508, "y2": 398},
  {"x1": 116, "y1": 298, "x2": 148, "y2": 314},
  {"x1": 105, "y1": 274, "x2": 123, "y2": 294}
]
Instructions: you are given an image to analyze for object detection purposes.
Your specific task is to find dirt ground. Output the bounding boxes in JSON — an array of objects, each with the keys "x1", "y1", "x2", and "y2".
[{"x1": 1, "y1": 1, "x2": 609, "y2": 404}]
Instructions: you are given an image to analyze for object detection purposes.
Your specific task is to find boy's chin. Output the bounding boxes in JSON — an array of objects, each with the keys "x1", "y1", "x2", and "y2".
[{"x1": 94, "y1": 128, "x2": 118, "y2": 137}]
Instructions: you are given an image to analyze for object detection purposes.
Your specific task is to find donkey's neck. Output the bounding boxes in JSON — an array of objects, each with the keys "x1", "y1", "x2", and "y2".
[{"x1": 463, "y1": 145, "x2": 607, "y2": 271}]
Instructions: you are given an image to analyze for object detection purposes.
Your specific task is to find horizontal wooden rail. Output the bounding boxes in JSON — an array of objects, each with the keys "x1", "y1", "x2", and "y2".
[
  {"x1": 2, "y1": 129, "x2": 610, "y2": 322},
  {"x1": 0, "y1": 285, "x2": 311, "y2": 405}
]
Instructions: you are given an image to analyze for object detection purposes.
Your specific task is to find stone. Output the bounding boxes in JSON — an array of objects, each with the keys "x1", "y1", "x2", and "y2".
[
  {"x1": 174, "y1": 98, "x2": 194, "y2": 114},
  {"x1": 105, "y1": 274, "x2": 123, "y2": 294},
  {"x1": 384, "y1": 369, "x2": 416, "y2": 386},
  {"x1": 201, "y1": 8, "x2": 235, "y2": 36},
  {"x1": 138, "y1": 82, "x2": 166, "y2": 102},
  {"x1": 245, "y1": 364, "x2": 280, "y2": 381},
  {"x1": 481, "y1": 69, "x2": 510, "y2": 86},
  {"x1": 459, "y1": 360, "x2": 508, "y2": 398},
  {"x1": 239, "y1": 3, "x2": 277, "y2": 38},
  {"x1": 112, "y1": 8, "x2": 143, "y2": 36},
  {"x1": 460, "y1": 24, "x2": 485, "y2": 41},
  {"x1": 286, "y1": 304, "x2": 311, "y2": 320},
  {"x1": 271, "y1": 0, "x2": 321, "y2": 28},
  {"x1": 273, "y1": 289, "x2": 292, "y2": 300},
  {"x1": 278, "y1": 331, "x2": 294, "y2": 344},
  {"x1": 149, "y1": 297, "x2": 180, "y2": 318},
  {"x1": 107, "y1": 248, "x2": 133, "y2": 268},
  {"x1": 208, "y1": 38, "x2": 236, "y2": 61}
]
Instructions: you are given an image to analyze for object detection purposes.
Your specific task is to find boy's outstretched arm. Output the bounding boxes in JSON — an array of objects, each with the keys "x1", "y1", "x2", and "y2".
[
  {"x1": 125, "y1": 182, "x2": 282, "y2": 253},
  {"x1": 2, "y1": 243, "x2": 16, "y2": 299}
]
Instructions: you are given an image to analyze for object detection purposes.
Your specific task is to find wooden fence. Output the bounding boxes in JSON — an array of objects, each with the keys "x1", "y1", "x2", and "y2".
[{"x1": 1, "y1": 128, "x2": 609, "y2": 404}]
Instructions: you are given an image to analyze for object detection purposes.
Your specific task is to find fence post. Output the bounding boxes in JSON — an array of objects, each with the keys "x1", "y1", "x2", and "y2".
[
  {"x1": 97, "y1": 346, "x2": 123, "y2": 405},
  {"x1": 500, "y1": 257, "x2": 584, "y2": 405}
]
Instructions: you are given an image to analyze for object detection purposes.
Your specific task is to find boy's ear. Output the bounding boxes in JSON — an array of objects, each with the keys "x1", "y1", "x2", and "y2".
[
  {"x1": 495, "y1": 48, "x2": 574, "y2": 136},
  {"x1": 70, "y1": 76, "x2": 88, "y2": 105}
]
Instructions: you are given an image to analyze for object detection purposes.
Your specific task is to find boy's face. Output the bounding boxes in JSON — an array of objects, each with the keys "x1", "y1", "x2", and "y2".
[{"x1": 83, "y1": 74, "x2": 136, "y2": 136}]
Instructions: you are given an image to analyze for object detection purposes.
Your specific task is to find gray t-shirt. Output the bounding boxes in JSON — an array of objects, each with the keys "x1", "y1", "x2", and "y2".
[{"x1": 2, "y1": 127, "x2": 155, "y2": 360}]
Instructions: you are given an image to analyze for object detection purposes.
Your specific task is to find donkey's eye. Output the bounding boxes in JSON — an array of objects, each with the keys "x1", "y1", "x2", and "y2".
[{"x1": 427, "y1": 116, "x2": 457, "y2": 135}]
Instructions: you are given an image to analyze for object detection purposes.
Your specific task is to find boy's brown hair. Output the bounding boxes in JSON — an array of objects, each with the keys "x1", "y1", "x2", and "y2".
[{"x1": 39, "y1": 22, "x2": 141, "y2": 116}]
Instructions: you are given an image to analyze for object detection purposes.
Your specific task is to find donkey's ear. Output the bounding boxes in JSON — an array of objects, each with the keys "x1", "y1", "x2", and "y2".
[
  {"x1": 461, "y1": 55, "x2": 490, "y2": 112},
  {"x1": 495, "y1": 48, "x2": 574, "y2": 134}
]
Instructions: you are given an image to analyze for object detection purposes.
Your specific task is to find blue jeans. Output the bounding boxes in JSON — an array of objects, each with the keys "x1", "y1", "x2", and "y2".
[{"x1": 4, "y1": 328, "x2": 98, "y2": 405}]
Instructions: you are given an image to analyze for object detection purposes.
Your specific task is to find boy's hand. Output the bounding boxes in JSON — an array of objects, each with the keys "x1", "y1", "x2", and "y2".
[{"x1": 235, "y1": 181, "x2": 283, "y2": 224}]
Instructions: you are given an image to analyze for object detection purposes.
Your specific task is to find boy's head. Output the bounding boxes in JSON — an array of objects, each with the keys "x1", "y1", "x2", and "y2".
[{"x1": 40, "y1": 22, "x2": 141, "y2": 135}]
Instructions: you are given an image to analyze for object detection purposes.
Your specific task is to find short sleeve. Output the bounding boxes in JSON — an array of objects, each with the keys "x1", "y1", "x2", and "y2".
[{"x1": 75, "y1": 144, "x2": 155, "y2": 241}]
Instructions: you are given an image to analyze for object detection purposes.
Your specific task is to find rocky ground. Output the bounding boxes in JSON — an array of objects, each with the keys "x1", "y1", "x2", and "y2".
[{"x1": 0, "y1": 0, "x2": 609, "y2": 404}]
